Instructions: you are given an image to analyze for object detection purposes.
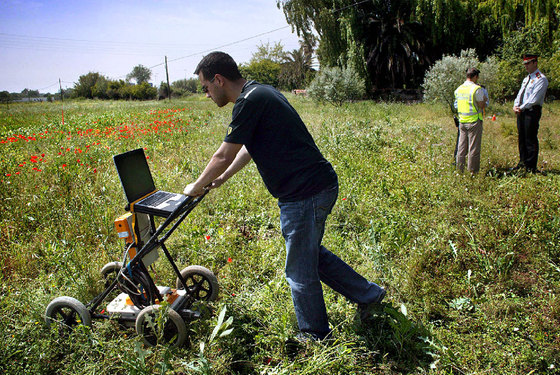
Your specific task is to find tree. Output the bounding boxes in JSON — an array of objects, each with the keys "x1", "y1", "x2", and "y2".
[
  {"x1": 279, "y1": 0, "x2": 560, "y2": 92},
  {"x1": 239, "y1": 42, "x2": 286, "y2": 87},
  {"x1": 127, "y1": 64, "x2": 152, "y2": 84},
  {"x1": 92, "y1": 75, "x2": 109, "y2": 99},
  {"x1": 0, "y1": 91, "x2": 10, "y2": 107},
  {"x1": 279, "y1": 41, "x2": 316, "y2": 90},
  {"x1": 362, "y1": 0, "x2": 432, "y2": 89},
  {"x1": 21, "y1": 88, "x2": 40, "y2": 98},
  {"x1": 158, "y1": 82, "x2": 171, "y2": 99},
  {"x1": 106, "y1": 80, "x2": 127, "y2": 100},
  {"x1": 251, "y1": 41, "x2": 287, "y2": 64},
  {"x1": 240, "y1": 60, "x2": 282, "y2": 87},
  {"x1": 130, "y1": 82, "x2": 156, "y2": 100},
  {"x1": 73, "y1": 72, "x2": 106, "y2": 99},
  {"x1": 278, "y1": 0, "x2": 433, "y2": 90}
]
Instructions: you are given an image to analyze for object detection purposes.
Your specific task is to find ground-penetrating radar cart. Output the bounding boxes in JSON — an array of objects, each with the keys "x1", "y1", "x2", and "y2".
[{"x1": 45, "y1": 176, "x2": 217, "y2": 347}]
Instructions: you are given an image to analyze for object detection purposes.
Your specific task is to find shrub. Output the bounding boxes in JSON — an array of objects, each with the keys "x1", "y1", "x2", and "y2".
[
  {"x1": 540, "y1": 49, "x2": 560, "y2": 99},
  {"x1": 422, "y1": 49, "x2": 519, "y2": 105},
  {"x1": 171, "y1": 78, "x2": 198, "y2": 97},
  {"x1": 479, "y1": 55, "x2": 520, "y2": 102},
  {"x1": 130, "y1": 82, "x2": 157, "y2": 100},
  {"x1": 307, "y1": 65, "x2": 365, "y2": 106},
  {"x1": 239, "y1": 59, "x2": 281, "y2": 87},
  {"x1": 422, "y1": 49, "x2": 479, "y2": 110}
]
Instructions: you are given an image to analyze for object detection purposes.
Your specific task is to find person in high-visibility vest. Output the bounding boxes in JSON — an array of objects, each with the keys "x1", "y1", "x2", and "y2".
[{"x1": 454, "y1": 68, "x2": 487, "y2": 173}]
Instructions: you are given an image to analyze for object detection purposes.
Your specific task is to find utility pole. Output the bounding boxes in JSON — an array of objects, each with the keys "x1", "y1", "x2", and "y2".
[
  {"x1": 165, "y1": 56, "x2": 171, "y2": 102},
  {"x1": 59, "y1": 78, "x2": 64, "y2": 126}
]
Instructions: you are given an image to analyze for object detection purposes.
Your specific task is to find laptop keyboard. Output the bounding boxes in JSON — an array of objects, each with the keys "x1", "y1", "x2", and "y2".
[{"x1": 141, "y1": 192, "x2": 170, "y2": 206}]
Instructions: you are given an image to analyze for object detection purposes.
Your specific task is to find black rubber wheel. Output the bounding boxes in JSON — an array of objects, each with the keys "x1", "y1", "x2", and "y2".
[
  {"x1": 135, "y1": 305, "x2": 187, "y2": 347},
  {"x1": 45, "y1": 296, "x2": 92, "y2": 329},
  {"x1": 124, "y1": 268, "x2": 154, "y2": 309},
  {"x1": 100, "y1": 261, "x2": 123, "y2": 288},
  {"x1": 175, "y1": 265, "x2": 219, "y2": 301}
]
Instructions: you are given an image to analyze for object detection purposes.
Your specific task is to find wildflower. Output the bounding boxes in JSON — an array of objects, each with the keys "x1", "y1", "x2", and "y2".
[
  {"x1": 342, "y1": 197, "x2": 347, "y2": 201},
  {"x1": 205, "y1": 235, "x2": 211, "y2": 240},
  {"x1": 227, "y1": 257, "x2": 232, "y2": 263}
]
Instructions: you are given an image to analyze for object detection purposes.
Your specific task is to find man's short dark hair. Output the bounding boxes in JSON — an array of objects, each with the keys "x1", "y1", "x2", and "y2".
[
  {"x1": 194, "y1": 52, "x2": 243, "y2": 81},
  {"x1": 466, "y1": 68, "x2": 480, "y2": 79}
]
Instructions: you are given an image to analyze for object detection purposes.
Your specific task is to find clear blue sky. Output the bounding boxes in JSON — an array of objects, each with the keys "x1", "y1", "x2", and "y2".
[{"x1": 0, "y1": 0, "x2": 301, "y2": 93}]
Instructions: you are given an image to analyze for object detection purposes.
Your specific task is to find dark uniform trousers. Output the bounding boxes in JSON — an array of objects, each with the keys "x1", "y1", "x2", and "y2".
[{"x1": 517, "y1": 105, "x2": 542, "y2": 170}]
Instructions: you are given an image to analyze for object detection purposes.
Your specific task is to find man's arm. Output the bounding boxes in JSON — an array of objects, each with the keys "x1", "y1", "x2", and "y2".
[
  {"x1": 476, "y1": 98, "x2": 486, "y2": 111},
  {"x1": 513, "y1": 77, "x2": 527, "y2": 114},
  {"x1": 475, "y1": 88, "x2": 486, "y2": 112},
  {"x1": 209, "y1": 145, "x2": 252, "y2": 190},
  {"x1": 184, "y1": 142, "x2": 243, "y2": 196}
]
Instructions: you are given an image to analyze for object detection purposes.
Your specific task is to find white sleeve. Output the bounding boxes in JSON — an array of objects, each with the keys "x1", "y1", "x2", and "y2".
[{"x1": 519, "y1": 77, "x2": 548, "y2": 110}]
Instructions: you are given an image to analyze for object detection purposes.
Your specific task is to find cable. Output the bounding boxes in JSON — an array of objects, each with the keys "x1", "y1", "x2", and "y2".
[{"x1": 4, "y1": 2, "x2": 366, "y2": 89}]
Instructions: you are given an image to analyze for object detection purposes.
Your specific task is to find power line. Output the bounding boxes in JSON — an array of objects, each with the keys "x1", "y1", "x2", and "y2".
[
  {"x1": 4, "y1": 1, "x2": 366, "y2": 91},
  {"x1": 110, "y1": 25, "x2": 296, "y2": 79},
  {"x1": 37, "y1": 82, "x2": 60, "y2": 91},
  {"x1": 0, "y1": 32, "x2": 208, "y2": 50},
  {"x1": 166, "y1": 26, "x2": 291, "y2": 65}
]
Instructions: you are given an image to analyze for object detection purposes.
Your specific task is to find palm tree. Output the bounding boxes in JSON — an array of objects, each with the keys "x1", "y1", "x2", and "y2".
[
  {"x1": 360, "y1": 0, "x2": 431, "y2": 89},
  {"x1": 279, "y1": 40, "x2": 316, "y2": 90}
]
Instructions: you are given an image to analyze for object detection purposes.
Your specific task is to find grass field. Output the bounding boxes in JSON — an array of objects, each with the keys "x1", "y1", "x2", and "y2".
[{"x1": 1, "y1": 96, "x2": 559, "y2": 374}]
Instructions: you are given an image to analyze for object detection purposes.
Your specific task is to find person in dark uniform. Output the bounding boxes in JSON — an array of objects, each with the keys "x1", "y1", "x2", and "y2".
[
  {"x1": 183, "y1": 52, "x2": 385, "y2": 342},
  {"x1": 512, "y1": 54, "x2": 548, "y2": 172}
]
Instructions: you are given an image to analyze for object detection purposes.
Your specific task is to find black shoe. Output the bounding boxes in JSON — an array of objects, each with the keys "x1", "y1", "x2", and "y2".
[
  {"x1": 285, "y1": 331, "x2": 330, "y2": 358},
  {"x1": 358, "y1": 289, "x2": 386, "y2": 321},
  {"x1": 509, "y1": 164, "x2": 523, "y2": 172},
  {"x1": 526, "y1": 167, "x2": 542, "y2": 174}
]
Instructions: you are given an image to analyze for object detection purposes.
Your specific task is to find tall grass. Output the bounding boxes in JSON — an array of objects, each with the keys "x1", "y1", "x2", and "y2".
[{"x1": 1, "y1": 97, "x2": 559, "y2": 374}]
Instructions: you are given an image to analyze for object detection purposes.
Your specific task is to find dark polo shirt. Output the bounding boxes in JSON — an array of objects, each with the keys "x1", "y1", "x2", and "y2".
[{"x1": 224, "y1": 81, "x2": 337, "y2": 202}]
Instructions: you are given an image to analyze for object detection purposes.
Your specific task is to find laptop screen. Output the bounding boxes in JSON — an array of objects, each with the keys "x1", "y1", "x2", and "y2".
[{"x1": 113, "y1": 148, "x2": 156, "y2": 203}]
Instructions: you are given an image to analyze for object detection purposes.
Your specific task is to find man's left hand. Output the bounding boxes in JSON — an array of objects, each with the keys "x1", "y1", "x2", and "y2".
[{"x1": 183, "y1": 183, "x2": 205, "y2": 197}]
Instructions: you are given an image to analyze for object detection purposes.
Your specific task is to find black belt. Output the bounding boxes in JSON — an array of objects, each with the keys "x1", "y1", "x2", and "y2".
[{"x1": 525, "y1": 105, "x2": 542, "y2": 112}]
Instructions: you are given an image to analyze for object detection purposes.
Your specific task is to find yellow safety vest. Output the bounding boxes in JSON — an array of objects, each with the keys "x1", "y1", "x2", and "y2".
[{"x1": 455, "y1": 83, "x2": 482, "y2": 123}]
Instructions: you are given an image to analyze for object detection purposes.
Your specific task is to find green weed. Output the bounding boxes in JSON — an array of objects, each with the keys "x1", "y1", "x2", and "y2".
[{"x1": 1, "y1": 98, "x2": 559, "y2": 374}]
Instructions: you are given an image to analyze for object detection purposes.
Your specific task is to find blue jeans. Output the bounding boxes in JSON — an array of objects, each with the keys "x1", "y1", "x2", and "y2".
[{"x1": 278, "y1": 184, "x2": 385, "y2": 339}]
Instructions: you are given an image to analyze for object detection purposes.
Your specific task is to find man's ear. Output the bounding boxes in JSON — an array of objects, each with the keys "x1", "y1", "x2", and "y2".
[{"x1": 214, "y1": 74, "x2": 225, "y2": 87}]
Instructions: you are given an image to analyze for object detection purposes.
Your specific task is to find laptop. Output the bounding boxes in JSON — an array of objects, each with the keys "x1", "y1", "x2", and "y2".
[{"x1": 113, "y1": 148, "x2": 188, "y2": 217}]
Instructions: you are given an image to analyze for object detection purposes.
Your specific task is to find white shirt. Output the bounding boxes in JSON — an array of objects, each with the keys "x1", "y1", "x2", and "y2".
[{"x1": 514, "y1": 69, "x2": 548, "y2": 110}]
